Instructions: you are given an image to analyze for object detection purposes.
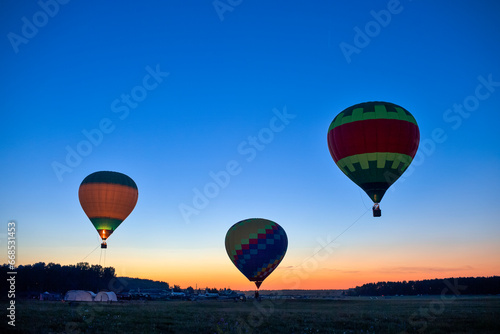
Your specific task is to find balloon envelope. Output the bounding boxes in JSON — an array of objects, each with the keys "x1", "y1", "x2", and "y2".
[
  {"x1": 79, "y1": 171, "x2": 138, "y2": 241},
  {"x1": 327, "y1": 101, "x2": 420, "y2": 203},
  {"x1": 225, "y1": 218, "x2": 288, "y2": 289}
]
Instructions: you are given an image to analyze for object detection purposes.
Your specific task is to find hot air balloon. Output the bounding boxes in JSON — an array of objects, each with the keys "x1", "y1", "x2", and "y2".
[
  {"x1": 327, "y1": 101, "x2": 420, "y2": 217},
  {"x1": 79, "y1": 171, "x2": 138, "y2": 248},
  {"x1": 225, "y1": 218, "x2": 288, "y2": 290}
]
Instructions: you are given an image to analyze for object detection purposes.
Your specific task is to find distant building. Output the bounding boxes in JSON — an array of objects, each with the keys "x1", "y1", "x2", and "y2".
[{"x1": 39, "y1": 291, "x2": 62, "y2": 301}]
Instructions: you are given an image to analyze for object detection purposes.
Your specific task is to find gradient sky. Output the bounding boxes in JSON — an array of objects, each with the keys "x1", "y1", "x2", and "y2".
[{"x1": 1, "y1": 0, "x2": 499, "y2": 290}]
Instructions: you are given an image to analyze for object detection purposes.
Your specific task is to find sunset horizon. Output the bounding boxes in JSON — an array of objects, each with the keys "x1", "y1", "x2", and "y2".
[{"x1": 1, "y1": 4, "x2": 499, "y2": 332}]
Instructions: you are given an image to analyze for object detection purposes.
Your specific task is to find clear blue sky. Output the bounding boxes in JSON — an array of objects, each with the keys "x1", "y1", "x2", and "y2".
[{"x1": 1, "y1": 0, "x2": 499, "y2": 289}]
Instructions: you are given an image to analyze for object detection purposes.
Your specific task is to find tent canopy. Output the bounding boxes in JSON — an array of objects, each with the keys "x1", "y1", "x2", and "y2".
[
  {"x1": 95, "y1": 291, "x2": 117, "y2": 302},
  {"x1": 64, "y1": 290, "x2": 96, "y2": 302}
]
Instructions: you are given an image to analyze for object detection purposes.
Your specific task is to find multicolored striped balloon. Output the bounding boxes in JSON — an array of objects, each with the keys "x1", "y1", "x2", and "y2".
[
  {"x1": 327, "y1": 101, "x2": 420, "y2": 205},
  {"x1": 79, "y1": 171, "x2": 138, "y2": 245},
  {"x1": 225, "y1": 218, "x2": 288, "y2": 289}
]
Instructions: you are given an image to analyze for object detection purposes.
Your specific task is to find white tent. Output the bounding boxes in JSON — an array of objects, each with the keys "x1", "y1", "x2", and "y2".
[
  {"x1": 95, "y1": 291, "x2": 117, "y2": 302},
  {"x1": 64, "y1": 290, "x2": 95, "y2": 302}
]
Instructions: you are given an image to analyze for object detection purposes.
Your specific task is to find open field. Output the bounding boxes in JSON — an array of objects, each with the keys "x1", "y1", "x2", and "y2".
[{"x1": 3, "y1": 296, "x2": 500, "y2": 333}]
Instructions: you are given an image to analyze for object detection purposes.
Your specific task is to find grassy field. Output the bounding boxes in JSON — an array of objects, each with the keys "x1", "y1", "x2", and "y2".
[{"x1": 3, "y1": 296, "x2": 500, "y2": 333}]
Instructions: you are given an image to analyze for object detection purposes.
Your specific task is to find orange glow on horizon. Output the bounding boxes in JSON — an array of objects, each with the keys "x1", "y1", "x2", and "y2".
[
  {"x1": 14, "y1": 251, "x2": 499, "y2": 291},
  {"x1": 15, "y1": 241, "x2": 500, "y2": 291},
  {"x1": 113, "y1": 263, "x2": 500, "y2": 291}
]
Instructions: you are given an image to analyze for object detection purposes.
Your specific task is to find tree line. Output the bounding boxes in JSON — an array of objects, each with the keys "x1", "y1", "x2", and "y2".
[
  {"x1": 1, "y1": 262, "x2": 116, "y2": 296},
  {"x1": 346, "y1": 276, "x2": 500, "y2": 296},
  {"x1": 115, "y1": 276, "x2": 170, "y2": 291}
]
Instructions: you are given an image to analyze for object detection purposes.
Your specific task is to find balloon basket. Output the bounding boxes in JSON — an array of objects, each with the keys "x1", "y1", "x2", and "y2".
[
  {"x1": 101, "y1": 242, "x2": 107, "y2": 249},
  {"x1": 373, "y1": 208, "x2": 381, "y2": 217}
]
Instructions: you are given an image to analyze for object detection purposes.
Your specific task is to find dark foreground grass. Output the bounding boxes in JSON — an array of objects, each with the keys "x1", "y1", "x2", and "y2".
[{"x1": 3, "y1": 296, "x2": 500, "y2": 333}]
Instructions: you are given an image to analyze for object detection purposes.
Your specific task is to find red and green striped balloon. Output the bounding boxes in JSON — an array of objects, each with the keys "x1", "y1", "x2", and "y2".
[{"x1": 327, "y1": 101, "x2": 420, "y2": 204}]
